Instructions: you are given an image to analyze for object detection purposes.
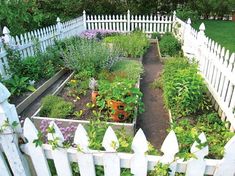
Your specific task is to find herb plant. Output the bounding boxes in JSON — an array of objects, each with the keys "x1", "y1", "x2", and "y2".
[{"x1": 159, "y1": 32, "x2": 181, "y2": 57}]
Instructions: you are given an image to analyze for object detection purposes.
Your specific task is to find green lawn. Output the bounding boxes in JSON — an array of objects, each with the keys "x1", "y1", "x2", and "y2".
[{"x1": 192, "y1": 20, "x2": 235, "y2": 53}]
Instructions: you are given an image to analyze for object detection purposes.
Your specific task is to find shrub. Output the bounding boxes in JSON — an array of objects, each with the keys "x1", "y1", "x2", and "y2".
[
  {"x1": 50, "y1": 101, "x2": 74, "y2": 118},
  {"x1": 159, "y1": 32, "x2": 181, "y2": 57},
  {"x1": 62, "y1": 37, "x2": 115, "y2": 76},
  {"x1": 162, "y1": 57, "x2": 208, "y2": 117},
  {"x1": 39, "y1": 95, "x2": 74, "y2": 118},
  {"x1": 176, "y1": 6, "x2": 199, "y2": 23}
]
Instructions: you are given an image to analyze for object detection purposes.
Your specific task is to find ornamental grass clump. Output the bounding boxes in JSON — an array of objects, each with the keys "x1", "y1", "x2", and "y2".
[{"x1": 162, "y1": 57, "x2": 209, "y2": 117}]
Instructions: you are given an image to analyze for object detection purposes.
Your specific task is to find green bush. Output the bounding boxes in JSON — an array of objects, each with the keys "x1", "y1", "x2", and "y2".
[
  {"x1": 162, "y1": 57, "x2": 208, "y2": 117},
  {"x1": 62, "y1": 37, "x2": 115, "y2": 76},
  {"x1": 39, "y1": 95, "x2": 74, "y2": 118},
  {"x1": 50, "y1": 101, "x2": 74, "y2": 118},
  {"x1": 159, "y1": 33, "x2": 181, "y2": 57},
  {"x1": 176, "y1": 6, "x2": 199, "y2": 22},
  {"x1": 104, "y1": 31, "x2": 149, "y2": 58}
]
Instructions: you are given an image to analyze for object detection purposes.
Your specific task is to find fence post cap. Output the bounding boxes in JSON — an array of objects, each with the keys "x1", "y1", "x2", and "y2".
[
  {"x1": 56, "y1": 17, "x2": 61, "y2": 23},
  {"x1": 0, "y1": 83, "x2": 11, "y2": 103},
  {"x1": 127, "y1": 9, "x2": 130, "y2": 13},
  {"x1": 173, "y1": 11, "x2": 176, "y2": 16},
  {"x1": 83, "y1": 10, "x2": 86, "y2": 14},
  {"x1": 187, "y1": 18, "x2": 191, "y2": 24},
  {"x1": 3, "y1": 26, "x2": 10, "y2": 34},
  {"x1": 199, "y1": 22, "x2": 205, "y2": 31}
]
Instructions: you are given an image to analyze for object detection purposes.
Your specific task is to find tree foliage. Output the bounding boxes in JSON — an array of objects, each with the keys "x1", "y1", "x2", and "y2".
[{"x1": 0, "y1": 0, "x2": 234, "y2": 36}]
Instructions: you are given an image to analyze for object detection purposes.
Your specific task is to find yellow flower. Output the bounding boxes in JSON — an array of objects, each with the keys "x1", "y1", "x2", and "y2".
[{"x1": 70, "y1": 79, "x2": 77, "y2": 83}]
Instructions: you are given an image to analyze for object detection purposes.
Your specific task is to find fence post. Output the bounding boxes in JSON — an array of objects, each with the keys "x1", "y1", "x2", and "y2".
[
  {"x1": 127, "y1": 10, "x2": 130, "y2": 32},
  {"x1": 182, "y1": 18, "x2": 195, "y2": 57},
  {"x1": 56, "y1": 17, "x2": 63, "y2": 40},
  {"x1": 173, "y1": 11, "x2": 176, "y2": 22},
  {"x1": 0, "y1": 83, "x2": 30, "y2": 176},
  {"x1": 2, "y1": 26, "x2": 12, "y2": 45},
  {"x1": 196, "y1": 23, "x2": 206, "y2": 69},
  {"x1": 83, "y1": 10, "x2": 87, "y2": 30}
]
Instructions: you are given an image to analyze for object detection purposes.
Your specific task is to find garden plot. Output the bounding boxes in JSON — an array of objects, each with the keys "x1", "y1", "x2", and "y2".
[
  {"x1": 31, "y1": 31, "x2": 149, "y2": 136},
  {"x1": 152, "y1": 32, "x2": 235, "y2": 159}
]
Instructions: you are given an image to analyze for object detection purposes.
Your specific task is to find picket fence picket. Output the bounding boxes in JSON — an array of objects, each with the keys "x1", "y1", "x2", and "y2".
[
  {"x1": 47, "y1": 121, "x2": 73, "y2": 176},
  {"x1": 0, "y1": 150, "x2": 11, "y2": 176},
  {"x1": 23, "y1": 118, "x2": 51, "y2": 176},
  {"x1": 102, "y1": 126, "x2": 120, "y2": 176},
  {"x1": 74, "y1": 124, "x2": 96, "y2": 176},
  {"x1": 185, "y1": 133, "x2": 208, "y2": 176}
]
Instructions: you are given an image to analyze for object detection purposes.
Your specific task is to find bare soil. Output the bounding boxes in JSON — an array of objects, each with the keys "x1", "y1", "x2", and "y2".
[{"x1": 136, "y1": 43, "x2": 170, "y2": 150}]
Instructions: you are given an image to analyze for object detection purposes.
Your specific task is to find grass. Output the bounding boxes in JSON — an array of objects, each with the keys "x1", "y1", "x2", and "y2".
[{"x1": 192, "y1": 20, "x2": 235, "y2": 53}]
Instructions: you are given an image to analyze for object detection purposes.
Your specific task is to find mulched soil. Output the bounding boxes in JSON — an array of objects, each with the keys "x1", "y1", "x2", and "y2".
[{"x1": 136, "y1": 43, "x2": 170, "y2": 150}]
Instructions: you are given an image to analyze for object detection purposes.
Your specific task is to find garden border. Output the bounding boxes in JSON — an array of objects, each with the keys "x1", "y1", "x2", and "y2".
[{"x1": 16, "y1": 69, "x2": 68, "y2": 114}]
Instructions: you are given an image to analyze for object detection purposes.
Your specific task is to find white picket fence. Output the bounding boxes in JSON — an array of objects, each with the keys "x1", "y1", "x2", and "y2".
[
  {"x1": 84, "y1": 10, "x2": 175, "y2": 34},
  {"x1": 0, "y1": 16, "x2": 84, "y2": 79},
  {"x1": 0, "y1": 82, "x2": 234, "y2": 176},
  {"x1": 174, "y1": 17, "x2": 235, "y2": 132}
]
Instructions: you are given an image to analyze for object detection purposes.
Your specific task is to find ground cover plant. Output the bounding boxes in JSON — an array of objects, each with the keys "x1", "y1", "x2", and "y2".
[{"x1": 192, "y1": 20, "x2": 235, "y2": 52}]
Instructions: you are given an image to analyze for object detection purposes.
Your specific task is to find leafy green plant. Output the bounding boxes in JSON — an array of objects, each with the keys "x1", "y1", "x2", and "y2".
[
  {"x1": 3, "y1": 75, "x2": 35, "y2": 96},
  {"x1": 97, "y1": 78, "x2": 144, "y2": 116},
  {"x1": 162, "y1": 57, "x2": 209, "y2": 117},
  {"x1": 62, "y1": 37, "x2": 115, "y2": 76},
  {"x1": 159, "y1": 33, "x2": 181, "y2": 57},
  {"x1": 149, "y1": 162, "x2": 171, "y2": 176},
  {"x1": 151, "y1": 32, "x2": 161, "y2": 41},
  {"x1": 39, "y1": 95, "x2": 74, "y2": 118},
  {"x1": 104, "y1": 31, "x2": 149, "y2": 58},
  {"x1": 171, "y1": 112, "x2": 234, "y2": 159}
]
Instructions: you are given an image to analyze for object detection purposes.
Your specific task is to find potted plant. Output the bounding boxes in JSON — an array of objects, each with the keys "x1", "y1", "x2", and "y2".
[
  {"x1": 97, "y1": 79, "x2": 144, "y2": 122},
  {"x1": 89, "y1": 78, "x2": 99, "y2": 104}
]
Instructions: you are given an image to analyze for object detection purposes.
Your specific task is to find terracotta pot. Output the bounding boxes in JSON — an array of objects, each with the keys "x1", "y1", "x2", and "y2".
[
  {"x1": 107, "y1": 100, "x2": 125, "y2": 111},
  {"x1": 91, "y1": 91, "x2": 99, "y2": 104},
  {"x1": 110, "y1": 110, "x2": 129, "y2": 122}
]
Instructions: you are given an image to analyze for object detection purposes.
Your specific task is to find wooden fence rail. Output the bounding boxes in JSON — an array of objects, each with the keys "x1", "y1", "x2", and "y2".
[{"x1": 0, "y1": 82, "x2": 235, "y2": 176}]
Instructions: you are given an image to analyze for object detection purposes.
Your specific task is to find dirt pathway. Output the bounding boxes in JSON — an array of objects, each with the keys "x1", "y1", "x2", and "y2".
[{"x1": 136, "y1": 43, "x2": 170, "y2": 150}]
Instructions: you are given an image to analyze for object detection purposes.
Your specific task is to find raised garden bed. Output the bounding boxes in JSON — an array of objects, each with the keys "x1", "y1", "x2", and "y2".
[
  {"x1": 154, "y1": 38, "x2": 234, "y2": 159},
  {"x1": 32, "y1": 58, "x2": 143, "y2": 136},
  {"x1": 16, "y1": 69, "x2": 69, "y2": 114}
]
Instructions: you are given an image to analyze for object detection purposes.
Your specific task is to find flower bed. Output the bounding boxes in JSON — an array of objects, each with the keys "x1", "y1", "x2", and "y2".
[{"x1": 32, "y1": 32, "x2": 149, "y2": 135}]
